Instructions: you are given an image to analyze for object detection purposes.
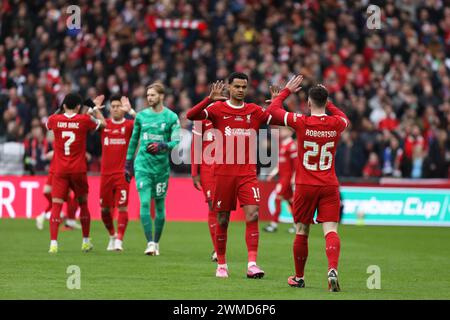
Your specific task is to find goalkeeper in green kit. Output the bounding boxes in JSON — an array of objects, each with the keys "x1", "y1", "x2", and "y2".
[{"x1": 125, "y1": 82, "x2": 180, "y2": 255}]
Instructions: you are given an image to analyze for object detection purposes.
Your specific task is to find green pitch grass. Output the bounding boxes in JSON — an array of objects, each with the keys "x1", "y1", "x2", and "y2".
[{"x1": 0, "y1": 219, "x2": 449, "y2": 300}]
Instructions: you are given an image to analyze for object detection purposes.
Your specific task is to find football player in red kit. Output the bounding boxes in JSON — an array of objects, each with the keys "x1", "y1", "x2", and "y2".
[
  {"x1": 46, "y1": 93, "x2": 106, "y2": 253},
  {"x1": 267, "y1": 76, "x2": 349, "y2": 292},
  {"x1": 191, "y1": 119, "x2": 218, "y2": 262},
  {"x1": 264, "y1": 126, "x2": 298, "y2": 233},
  {"x1": 35, "y1": 149, "x2": 80, "y2": 231},
  {"x1": 98, "y1": 95, "x2": 135, "y2": 251},
  {"x1": 187, "y1": 73, "x2": 284, "y2": 279}
]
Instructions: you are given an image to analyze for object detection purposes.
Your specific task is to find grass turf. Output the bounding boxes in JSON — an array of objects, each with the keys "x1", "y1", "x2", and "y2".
[{"x1": 0, "y1": 219, "x2": 449, "y2": 300}]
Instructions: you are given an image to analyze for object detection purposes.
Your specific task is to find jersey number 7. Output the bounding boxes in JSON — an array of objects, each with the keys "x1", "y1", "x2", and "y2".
[
  {"x1": 303, "y1": 141, "x2": 334, "y2": 171},
  {"x1": 62, "y1": 131, "x2": 76, "y2": 156}
]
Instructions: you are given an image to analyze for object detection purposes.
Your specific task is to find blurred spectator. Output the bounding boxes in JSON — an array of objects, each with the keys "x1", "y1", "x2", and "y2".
[
  {"x1": 0, "y1": 0, "x2": 448, "y2": 178},
  {"x1": 363, "y1": 152, "x2": 382, "y2": 179},
  {"x1": 23, "y1": 118, "x2": 50, "y2": 173}
]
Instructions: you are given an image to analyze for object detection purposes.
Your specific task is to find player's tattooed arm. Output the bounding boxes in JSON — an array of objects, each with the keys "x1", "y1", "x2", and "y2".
[{"x1": 120, "y1": 96, "x2": 136, "y2": 118}]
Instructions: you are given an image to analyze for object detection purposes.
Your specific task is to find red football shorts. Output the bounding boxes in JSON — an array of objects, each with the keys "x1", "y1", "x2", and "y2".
[
  {"x1": 275, "y1": 178, "x2": 293, "y2": 200},
  {"x1": 52, "y1": 172, "x2": 89, "y2": 199},
  {"x1": 213, "y1": 175, "x2": 261, "y2": 212},
  {"x1": 200, "y1": 166, "x2": 215, "y2": 203},
  {"x1": 100, "y1": 173, "x2": 129, "y2": 208},
  {"x1": 293, "y1": 185, "x2": 341, "y2": 224}
]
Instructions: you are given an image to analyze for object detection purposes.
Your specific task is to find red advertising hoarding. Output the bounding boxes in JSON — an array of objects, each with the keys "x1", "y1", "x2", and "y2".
[{"x1": 0, "y1": 176, "x2": 276, "y2": 221}]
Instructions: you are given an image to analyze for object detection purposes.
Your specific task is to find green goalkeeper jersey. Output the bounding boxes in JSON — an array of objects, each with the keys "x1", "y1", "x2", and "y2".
[{"x1": 126, "y1": 106, "x2": 181, "y2": 175}]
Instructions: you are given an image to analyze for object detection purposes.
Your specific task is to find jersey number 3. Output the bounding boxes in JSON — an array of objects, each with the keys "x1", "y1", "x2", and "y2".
[
  {"x1": 303, "y1": 141, "x2": 334, "y2": 171},
  {"x1": 62, "y1": 131, "x2": 76, "y2": 156}
]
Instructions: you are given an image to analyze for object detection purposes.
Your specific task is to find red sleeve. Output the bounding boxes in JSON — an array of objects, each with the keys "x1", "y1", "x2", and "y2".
[
  {"x1": 127, "y1": 120, "x2": 134, "y2": 138},
  {"x1": 190, "y1": 121, "x2": 202, "y2": 177},
  {"x1": 46, "y1": 115, "x2": 55, "y2": 130},
  {"x1": 186, "y1": 97, "x2": 213, "y2": 121},
  {"x1": 252, "y1": 104, "x2": 285, "y2": 126},
  {"x1": 327, "y1": 101, "x2": 349, "y2": 132}
]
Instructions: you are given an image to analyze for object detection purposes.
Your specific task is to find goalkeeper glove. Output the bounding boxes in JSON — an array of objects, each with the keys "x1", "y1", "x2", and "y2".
[
  {"x1": 146, "y1": 142, "x2": 169, "y2": 154},
  {"x1": 125, "y1": 160, "x2": 134, "y2": 183}
]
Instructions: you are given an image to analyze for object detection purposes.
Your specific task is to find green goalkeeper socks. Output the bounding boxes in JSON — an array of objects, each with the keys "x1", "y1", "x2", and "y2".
[
  {"x1": 154, "y1": 198, "x2": 166, "y2": 243},
  {"x1": 138, "y1": 181, "x2": 153, "y2": 242}
]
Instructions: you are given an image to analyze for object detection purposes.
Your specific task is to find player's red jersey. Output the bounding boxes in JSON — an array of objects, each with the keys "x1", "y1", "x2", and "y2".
[
  {"x1": 188, "y1": 99, "x2": 281, "y2": 176},
  {"x1": 268, "y1": 88, "x2": 349, "y2": 186},
  {"x1": 100, "y1": 118, "x2": 134, "y2": 175},
  {"x1": 191, "y1": 119, "x2": 215, "y2": 176},
  {"x1": 46, "y1": 113, "x2": 100, "y2": 173},
  {"x1": 278, "y1": 137, "x2": 297, "y2": 180},
  {"x1": 288, "y1": 113, "x2": 347, "y2": 186}
]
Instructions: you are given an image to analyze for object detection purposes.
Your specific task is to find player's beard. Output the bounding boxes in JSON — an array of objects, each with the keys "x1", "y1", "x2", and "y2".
[{"x1": 148, "y1": 97, "x2": 161, "y2": 109}]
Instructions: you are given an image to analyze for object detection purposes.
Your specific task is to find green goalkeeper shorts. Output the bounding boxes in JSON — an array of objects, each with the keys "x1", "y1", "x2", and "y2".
[{"x1": 135, "y1": 171, "x2": 169, "y2": 200}]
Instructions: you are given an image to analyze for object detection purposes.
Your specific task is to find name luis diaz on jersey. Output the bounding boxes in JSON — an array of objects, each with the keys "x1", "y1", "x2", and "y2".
[{"x1": 57, "y1": 122, "x2": 79, "y2": 129}]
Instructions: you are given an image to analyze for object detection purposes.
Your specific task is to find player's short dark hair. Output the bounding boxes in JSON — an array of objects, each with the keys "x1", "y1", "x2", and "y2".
[
  {"x1": 110, "y1": 94, "x2": 122, "y2": 103},
  {"x1": 228, "y1": 72, "x2": 249, "y2": 84},
  {"x1": 62, "y1": 93, "x2": 83, "y2": 110},
  {"x1": 308, "y1": 85, "x2": 328, "y2": 107}
]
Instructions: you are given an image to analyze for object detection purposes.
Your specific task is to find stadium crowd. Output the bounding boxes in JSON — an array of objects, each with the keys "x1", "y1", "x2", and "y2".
[{"x1": 0, "y1": 0, "x2": 449, "y2": 178}]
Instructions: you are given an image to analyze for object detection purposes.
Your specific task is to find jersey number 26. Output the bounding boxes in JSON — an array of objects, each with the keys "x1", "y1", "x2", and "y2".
[{"x1": 303, "y1": 141, "x2": 334, "y2": 171}]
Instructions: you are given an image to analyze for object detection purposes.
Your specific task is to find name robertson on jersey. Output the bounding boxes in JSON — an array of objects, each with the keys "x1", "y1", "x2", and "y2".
[
  {"x1": 305, "y1": 129, "x2": 337, "y2": 138},
  {"x1": 57, "y1": 122, "x2": 79, "y2": 129}
]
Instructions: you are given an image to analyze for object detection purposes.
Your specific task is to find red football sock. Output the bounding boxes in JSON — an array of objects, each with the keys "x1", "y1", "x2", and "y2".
[
  {"x1": 208, "y1": 209, "x2": 217, "y2": 250},
  {"x1": 44, "y1": 192, "x2": 52, "y2": 212},
  {"x1": 101, "y1": 208, "x2": 115, "y2": 236},
  {"x1": 245, "y1": 220, "x2": 259, "y2": 263},
  {"x1": 215, "y1": 223, "x2": 228, "y2": 264},
  {"x1": 50, "y1": 202, "x2": 63, "y2": 241},
  {"x1": 66, "y1": 196, "x2": 78, "y2": 219},
  {"x1": 79, "y1": 202, "x2": 91, "y2": 238},
  {"x1": 325, "y1": 231, "x2": 341, "y2": 272},
  {"x1": 117, "y1": 210, "x2": 129, "y2": 241},
  {"x1": 293, "y1": 234, "x2": 308, "y2": 278},
  {"x1": 272, "y1": 197, "x2": 282, "y2": 223}
]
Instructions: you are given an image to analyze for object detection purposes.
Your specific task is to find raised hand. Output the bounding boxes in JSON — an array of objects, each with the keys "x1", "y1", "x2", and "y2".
[
  {"x1": 120, "y1": 96, "x2": 132, "y2": 113},
  {"x1": 285, "y1": 75, "x2": 304, "y2": 93},
  {"x1": 208, "y1": 81, "x2": 228, "y2": 101},
  {"x1": 93, "y1": 95, "x2": 105, "y2": 109},
  {"x1": 265, "y1": 85, "x2": 281, "y2": 103}
]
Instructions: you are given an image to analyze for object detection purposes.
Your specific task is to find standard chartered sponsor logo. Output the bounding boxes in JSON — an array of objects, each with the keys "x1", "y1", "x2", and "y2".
[
  {"x1": 343, "y1": 196, "x2": 442, "y2": 219},
  {"x1": 224, "y1": 126, "x2": 253, "y2": 137},
  {"x1": 143, "y1": 132, "x2": 163, "y2": 141}
]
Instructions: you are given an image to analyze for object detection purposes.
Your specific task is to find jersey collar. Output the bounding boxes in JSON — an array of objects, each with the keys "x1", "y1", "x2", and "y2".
[
  {"x1": 111, "y1": 118, "x2": 126, "y2": 124},
  {"x1": 226, "y1": 100, "x2": 245, "y2": 109},
  {"x1": 64, "y1": 113, "x2": 77, "y2": 118}
]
